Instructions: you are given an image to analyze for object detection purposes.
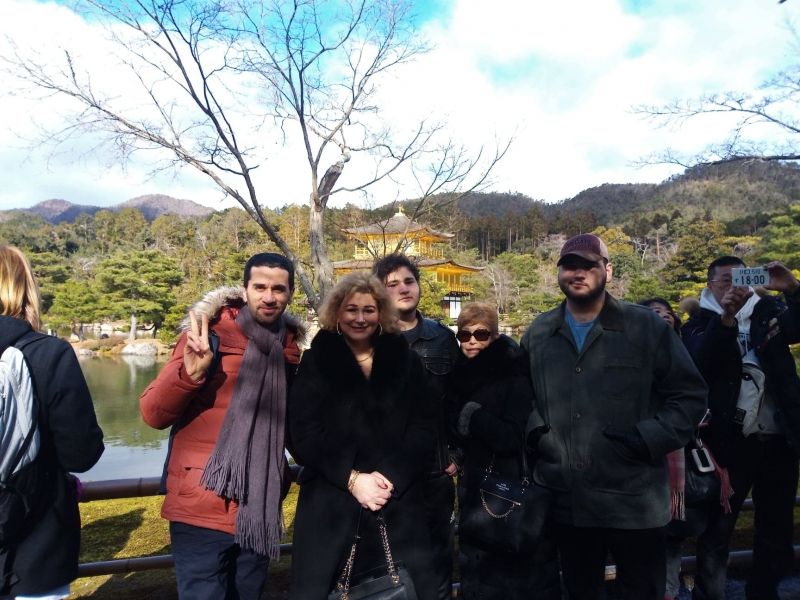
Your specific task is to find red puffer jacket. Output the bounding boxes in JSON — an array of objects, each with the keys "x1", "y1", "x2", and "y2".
[{"x1": 140, "y1": 300, "x2": 303, "y2": 534}]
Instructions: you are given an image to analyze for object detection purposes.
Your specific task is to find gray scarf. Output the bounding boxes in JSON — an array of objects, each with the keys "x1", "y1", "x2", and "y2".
[{"x1": 200, "y1": 307, "x2": 287, "y2": 558}]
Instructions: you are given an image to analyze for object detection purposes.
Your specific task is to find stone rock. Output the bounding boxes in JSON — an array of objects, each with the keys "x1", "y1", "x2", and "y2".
[{"x1": 121, "y1": 343, "x2": 158, "y2": 356}]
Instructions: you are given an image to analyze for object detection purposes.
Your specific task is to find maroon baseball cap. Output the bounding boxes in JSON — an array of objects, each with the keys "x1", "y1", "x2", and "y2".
[{"x1": 557, "y1": 234, "x2": 609, "y2": 266}]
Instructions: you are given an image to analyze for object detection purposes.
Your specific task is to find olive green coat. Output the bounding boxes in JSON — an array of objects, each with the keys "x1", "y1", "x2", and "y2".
[{"x1": 520, "y1": 294, "x2": 707, "y2": 529}]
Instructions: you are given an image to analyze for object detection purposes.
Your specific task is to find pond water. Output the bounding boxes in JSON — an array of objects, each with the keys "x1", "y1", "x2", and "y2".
[{"x1": 78, "y1": 355, "x2": 170, "y2": 482}]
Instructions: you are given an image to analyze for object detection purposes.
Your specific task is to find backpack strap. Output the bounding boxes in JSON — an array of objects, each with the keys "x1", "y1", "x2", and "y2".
[
  {"x1": 2, "y1": 420, "x2": 36, "y2": 486},
  {"x1": 0, "y1": 332, "x2": 45, "y2": 482},
  {"x1": 205, "y1": 331, "x2": 222, "y2": 383},
  {"x1": 13, "y1": 331, "x2": 46, "y2": 352},
  {"x1": 0, "y1": 330, "x2": 43, "y2": 358}
]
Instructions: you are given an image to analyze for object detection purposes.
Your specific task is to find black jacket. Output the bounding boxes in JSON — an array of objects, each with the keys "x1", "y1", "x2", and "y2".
[
  {"x1": 522, "y1": 295, "x2": 707, "y2": 529},
  {"x1": 288, "y1": 330, "x2": 438, "y2": 599},
  {"x1": 447, "y1": 335, "x2": 532, "y2": 492},
  {"x1": 447, "y1": 335, "x2": 561, "y2": 599},
  {"x1": 0, "y1": 316, "x2": 104, "y2": 596},
  {"x1": 405, "y1": 315, "x2": 460, "y2": 472},
  {"x1": 683, "y1": 293, "x2": 800, "y2": 466}
]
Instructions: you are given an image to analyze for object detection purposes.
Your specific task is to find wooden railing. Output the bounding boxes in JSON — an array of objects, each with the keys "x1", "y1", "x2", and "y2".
[{"x1": 440, "y1": 283, "x2": 472, "y2": 294}]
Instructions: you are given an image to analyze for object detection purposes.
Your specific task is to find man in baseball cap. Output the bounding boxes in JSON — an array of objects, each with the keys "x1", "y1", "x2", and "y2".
[
  {"x1": 556, "y1": 233, "x2": 610, "y2": 266},
  {"x1": 519, "y1": 232, "x2": 707, "y2": 599}
]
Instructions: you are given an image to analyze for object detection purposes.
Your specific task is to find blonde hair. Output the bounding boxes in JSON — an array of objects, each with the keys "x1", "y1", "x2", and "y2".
[
  {"x1": 457, "y1": 302, "x2": 499, "y2": 336},
  {"x1": 318, "y1": 271, "x2": 398, "y2": 334},
  {"x1": 0, "y1": 245, "x2": 42, "y2": 331}
]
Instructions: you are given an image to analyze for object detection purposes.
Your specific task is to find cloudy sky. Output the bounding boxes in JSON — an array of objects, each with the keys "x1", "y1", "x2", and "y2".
[{"x1": 0, "y1": 0, "x2": 796, "y2": 211}]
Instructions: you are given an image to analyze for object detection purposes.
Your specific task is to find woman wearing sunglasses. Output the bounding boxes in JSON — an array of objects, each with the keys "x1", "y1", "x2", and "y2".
[{"x1": 448, "y1": 302, "x2": 560, "y2": 600}]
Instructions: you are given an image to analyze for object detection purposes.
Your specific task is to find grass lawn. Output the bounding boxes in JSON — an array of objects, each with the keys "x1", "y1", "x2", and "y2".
[
  {"x1": 69, "y1": 486, "x2": 799, "y2": 599},
  {"x1": 70, "y1": 485, "x2": 299, "y2": 599}
]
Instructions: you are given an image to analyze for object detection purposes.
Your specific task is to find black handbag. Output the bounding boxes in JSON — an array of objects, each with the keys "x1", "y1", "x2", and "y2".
[
  {"x1": 685, "y1": 441, "x2": 719, "y2": 507},
  {"x1": 458, "y1": 445, "x2": 552, "y2": 555},
  {"x1": 328, "y1": 511, "x2": 418, "y2": 600},
  {"x1": 667, "y1": 436, "x2": 720, "y2": 539}
]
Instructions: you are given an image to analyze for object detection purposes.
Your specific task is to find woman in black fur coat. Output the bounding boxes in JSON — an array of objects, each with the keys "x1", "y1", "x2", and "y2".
[
  {"x1": 288, "y1": 272, "x2": 438, "y2": 599},
  {"x1": 449, "y1": 302, "x2": 561, "y2": 600}
]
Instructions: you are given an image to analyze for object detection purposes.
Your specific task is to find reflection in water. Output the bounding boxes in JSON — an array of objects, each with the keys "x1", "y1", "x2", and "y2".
[
  {"x1": 121, "y1": 354, "x2": 157, "y2": 394},
  {"x1": 78, "y1": 356, "x2": 170, "y2": 481}
]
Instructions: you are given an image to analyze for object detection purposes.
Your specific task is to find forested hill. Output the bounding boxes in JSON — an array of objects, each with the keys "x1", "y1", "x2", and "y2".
[
  {"x1": 539, "y1": 160, "x2": 800, "y2": 227},
  {"x1": 4, "y1": 160, "x2": 799, "y2": 229},
  {"x1": 120, "y1": 195, "x2": 214, "y2": 220},
  {"x1": 400, "y1": 160, "x2": 800, "y2": 230},
  {"x1": 4, "y1": 159, "x2": 800, "y2": 335},
  {"x1": 0, "y1": 199, "x2": 104, "y2": 224},
  {"x1": 0, "y1": 194, "x2": 212, "y2": 224}
]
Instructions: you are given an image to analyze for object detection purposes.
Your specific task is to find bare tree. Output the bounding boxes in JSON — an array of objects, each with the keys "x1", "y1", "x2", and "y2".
[
  {"x1": 483, "y1": 262, "x2": 512, "y2": 314},
  {"x1": 635, "y1": 61, "x2": 800, "y2": 168},
  {"x1": 5, "y1": 0, "x2": 505, "y2": 307}
]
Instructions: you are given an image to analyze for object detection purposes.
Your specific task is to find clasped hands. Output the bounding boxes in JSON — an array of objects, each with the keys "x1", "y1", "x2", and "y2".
[{"x1": 349, "y1": 471, "x2": 394, "y2": 511}]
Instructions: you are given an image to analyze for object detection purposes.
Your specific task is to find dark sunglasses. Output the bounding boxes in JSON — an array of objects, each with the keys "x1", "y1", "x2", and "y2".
[
  {"x1": 456, "y1": 329, "x2": 492, "y2": 343},
  {"x1": 559, "y1": 256, "x2": 603, "y2": 270}
]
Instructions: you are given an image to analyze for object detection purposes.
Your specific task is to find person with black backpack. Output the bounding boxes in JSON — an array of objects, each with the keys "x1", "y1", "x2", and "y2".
[{"x1": 0, "y1": 245, "x2": 104, "y2": 599}]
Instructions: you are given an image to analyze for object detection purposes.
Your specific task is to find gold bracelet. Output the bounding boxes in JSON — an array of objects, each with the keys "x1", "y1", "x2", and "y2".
[{"x1": 347, "y1": 470, "x2": 360, "y2": 492}]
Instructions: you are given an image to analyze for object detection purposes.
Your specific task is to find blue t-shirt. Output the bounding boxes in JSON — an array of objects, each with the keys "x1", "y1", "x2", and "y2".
[{"x1": 565, "y1": 309, "x2": 595, "y2": 353}]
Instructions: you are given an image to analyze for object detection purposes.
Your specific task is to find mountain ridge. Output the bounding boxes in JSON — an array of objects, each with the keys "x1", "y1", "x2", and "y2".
[
  {"x1": 0, "y1": 194, "x2": 214, "y2": 224},
  {"x1": 4, "y1": 160, "x2": 800, "y2": 227}
]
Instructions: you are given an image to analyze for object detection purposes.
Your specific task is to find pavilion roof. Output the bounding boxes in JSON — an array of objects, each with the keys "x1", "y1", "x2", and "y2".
[
  {"x1": 342, "y1": 210, "x2": 453, "y2": 240},
  {"x1": 332, "y1": 258, "x2": 482, "y2": 272}
]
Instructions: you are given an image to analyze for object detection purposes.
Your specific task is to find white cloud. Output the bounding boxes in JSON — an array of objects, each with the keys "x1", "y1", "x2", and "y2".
[
  {"x1": 445, "y1": 0, "x2": 643, "y2": 63},
  {"x1": 383, "y1": 0, "x2": 799, "y2": 201},
  {"x1": 0, "y1": 0, "x2": 797, "y2": 211}
]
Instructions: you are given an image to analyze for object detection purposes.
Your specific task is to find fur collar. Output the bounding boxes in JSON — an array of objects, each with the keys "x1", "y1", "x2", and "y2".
[
  {"x1": 309, "y1": 329, "x2": 410, "y2": 391},
  {"x1": 179, "y1": 285, "x2": 307, "y2": 344},
  {"x1": 451, "y1": 334, "x2": 524, "y2": 394}
]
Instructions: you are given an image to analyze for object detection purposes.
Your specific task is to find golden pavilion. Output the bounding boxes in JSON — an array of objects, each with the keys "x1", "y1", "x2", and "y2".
[{"x1": 333, "y1": 207, "x2": 481, "y2": 318}]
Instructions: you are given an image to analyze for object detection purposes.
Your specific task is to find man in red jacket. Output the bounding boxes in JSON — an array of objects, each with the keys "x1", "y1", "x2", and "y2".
[{"x1": 140, "y1": 253, "x2": 304, "y2": 600}]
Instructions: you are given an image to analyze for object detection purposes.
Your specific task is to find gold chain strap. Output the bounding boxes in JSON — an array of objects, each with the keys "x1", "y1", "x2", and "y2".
[
  {"x1": 333, "y1": 536, "x2": 359, "y2": 600},
  {"x1": 480, "y1": 451, "x2": 528, "y2": 519},
  {"x1": 480, "y1": 489, "x2": 522, "y2": 519},
  {"x1": 377, "y1": 513, "x2": 400, "y2": 585},
  {"x1": 333, "y1": 512, "x2": 402, "y2": 597}
]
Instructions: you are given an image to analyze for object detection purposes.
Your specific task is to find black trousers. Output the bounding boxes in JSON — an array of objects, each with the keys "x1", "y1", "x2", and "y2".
[
  {"x1": 459, "y1": 536, "x2": 561, "y2": 600},
  {"x1": 421, "y1": 474, "x2": 456, "y2": 600},
  {"x1": 693, "y1": 435, "x2": 799, "y2": 600},
  {"x1": 170, "y1": 521, "x2": 268, "y2": 600},
  {"x1": 552, "y1": 523, "x2": 666, "y2": 600}
]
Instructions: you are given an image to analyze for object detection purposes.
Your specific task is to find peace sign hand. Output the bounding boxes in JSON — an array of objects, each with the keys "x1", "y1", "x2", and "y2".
[{"x1": 184, "y1": 310, "x2": 212, "y2": 382}]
